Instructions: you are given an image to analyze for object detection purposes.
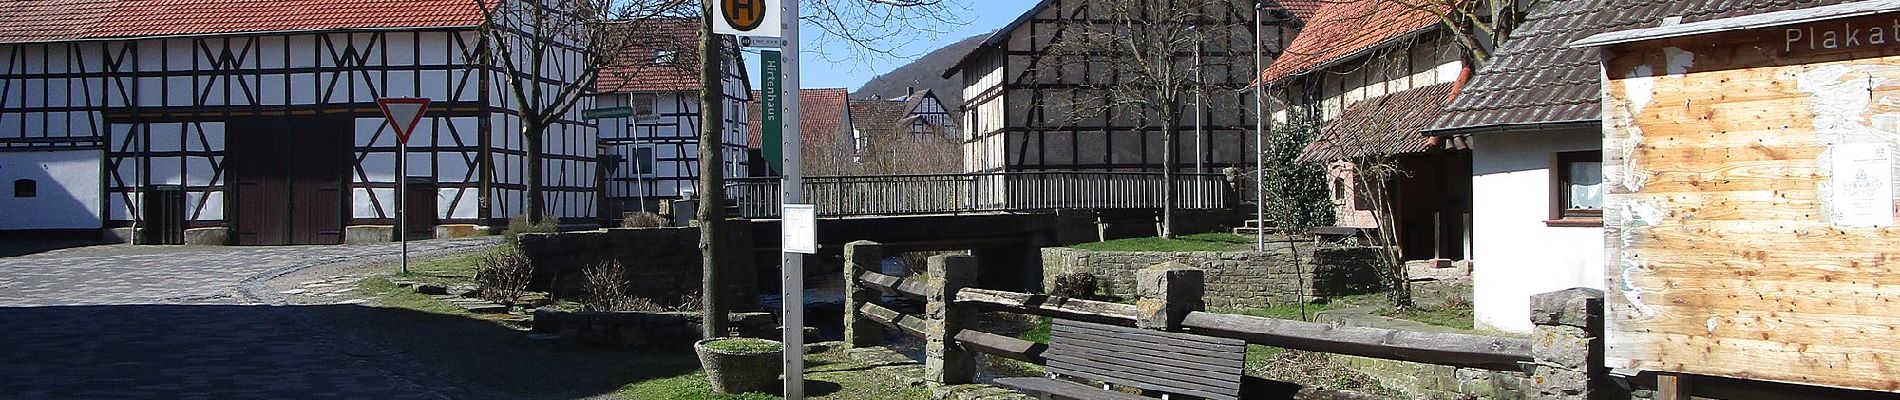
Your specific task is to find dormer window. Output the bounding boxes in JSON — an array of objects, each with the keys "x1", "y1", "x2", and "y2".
[{"x1": 653, "y1": 49, "x2": 678, "y2": 65}]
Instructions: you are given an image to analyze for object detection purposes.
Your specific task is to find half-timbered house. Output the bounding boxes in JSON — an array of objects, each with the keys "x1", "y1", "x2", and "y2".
[
  {"x1": 941, "y1": 0, "x2": 1294, "y2": 176},
  {"x1": 848, "y1": 89, "x2": 961, "y2": 174},
  {"x1": 0, "y1": 0, "x2": 595, "y2": 245},
  {"x1": 593, "y1": 18, "x2": 749, "y2": 216},
  {"x1": 1259, "y1": 0, "x2": 1481, "y2": 263}
]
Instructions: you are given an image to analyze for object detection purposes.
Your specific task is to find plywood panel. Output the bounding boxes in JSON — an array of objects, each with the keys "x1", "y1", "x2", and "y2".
[{"x1": 1601, "y1": 11, "x2": 1900, "y2": 392}]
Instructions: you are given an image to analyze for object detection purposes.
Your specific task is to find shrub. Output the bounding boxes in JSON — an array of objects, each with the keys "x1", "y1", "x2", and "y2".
[
  {"x1": 1050, "y1": 271, "x2": 1099, "y2": 300},
  {"x1": 503, "y1": 214, "x2": 560, "y2": 245},
  {"x1": 619, "y1": 211, "x2": 667, "y2": 228},
  {"x1": 474, "y1": 248, "x2": 533, "y2": 305},
  {"x1": 580, "y1": 259, "x2": 662, "y2": 312}
]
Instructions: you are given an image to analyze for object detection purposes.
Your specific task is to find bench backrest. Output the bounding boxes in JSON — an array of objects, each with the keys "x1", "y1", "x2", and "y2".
[{"x1": 1046, "y1": 319, "x2": 1248, "y2": 400}]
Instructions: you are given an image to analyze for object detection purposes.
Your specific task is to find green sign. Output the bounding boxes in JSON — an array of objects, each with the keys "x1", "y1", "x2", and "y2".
[
  {"x1": 761, "y1": 50, "x2": 784, "y2": 173},
  {"x1": 581, "y1": 106, "x2": 633, "y2": 120}
]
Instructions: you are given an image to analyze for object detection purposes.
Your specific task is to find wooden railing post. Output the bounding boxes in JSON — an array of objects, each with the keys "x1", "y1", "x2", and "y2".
[
  {"x1": 1136, "y1": 261, "x2": 1205, "y2": 331},
  {"x1": 844, "y1": 240, "x2": 884, "y2": 349},
  {"x1": 925, "y1": 254, "x2": 978, "y2": 384},
  {"x1": 1528, "y1": 287, "x2": 1605, "y2": 399}
]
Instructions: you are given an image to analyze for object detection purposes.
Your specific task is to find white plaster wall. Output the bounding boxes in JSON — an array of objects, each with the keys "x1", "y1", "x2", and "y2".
[
  {"x1": 1469, "y1": 128, "x2": 1604, "y2": 333},
  {"x1": 0, "y1": 150, "x2": 102, "y2": 230}
]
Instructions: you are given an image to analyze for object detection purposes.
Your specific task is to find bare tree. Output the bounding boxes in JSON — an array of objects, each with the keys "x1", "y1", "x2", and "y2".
[
  {"x1": 1046, "y1": 0, "x2": 1254, "y2": 238},
  {"x1": 475, "y1": 0, "x2": 692, "y2": 224},
  {"x1": 1331, "y1": 0, "x2": 1534, "y2": 65}
]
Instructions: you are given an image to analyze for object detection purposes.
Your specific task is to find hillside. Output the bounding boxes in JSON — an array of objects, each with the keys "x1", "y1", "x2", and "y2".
[{"x1": 852, "y1": 32, "x2": 989, "y2": 112}]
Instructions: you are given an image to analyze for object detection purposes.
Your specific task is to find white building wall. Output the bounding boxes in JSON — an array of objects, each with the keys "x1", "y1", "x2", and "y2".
[
  {"x1": 0, "y1": 149, "x2": 102, "y2": 229},
  {"x1": 1469, "y1": 128, "x2": 1603, "y2": 333}
]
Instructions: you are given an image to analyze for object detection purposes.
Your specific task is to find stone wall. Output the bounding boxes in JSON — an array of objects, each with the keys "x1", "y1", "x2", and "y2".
[
  {"x1": 1318, "y1": 311, "x2": 1530, "y2": 400},
  {"x1": 1039, "y1": 243, "x2": 1382, "y2": 308},
  {"x1": 531, "y1": 309, "x2": 776, "y2": 348},
  {"x1": 516, "y1": 225, "x2": 758, "y2": 310}
]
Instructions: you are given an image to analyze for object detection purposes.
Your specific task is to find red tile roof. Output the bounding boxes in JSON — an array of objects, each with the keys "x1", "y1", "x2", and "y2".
[
  {"x1": 1260, "y1": 0, "x2": 1442, "y2": 85},
  {"x1": 746, "y1": 88, "x2": 851, "y2": 148},
  {"x1": 0, "y1": 0, "x2": 484, "y2": 43},
  {"x1": 1299, "y1": 82, "x2": 1462, "y2": 162},
  {"x1": 596, "y1": 18, "x2": 704, "y2": 94}
]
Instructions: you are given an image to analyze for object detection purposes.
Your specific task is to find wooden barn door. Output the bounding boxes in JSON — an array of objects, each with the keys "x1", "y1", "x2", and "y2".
[{"x1": 227, "y1": 118, "x2": 349, "y2": 245}]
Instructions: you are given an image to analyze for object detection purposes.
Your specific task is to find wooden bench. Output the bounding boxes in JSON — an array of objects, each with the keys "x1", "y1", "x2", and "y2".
[{"x1": 995, "y1": 319, "x2": 1248, "y2": 400}]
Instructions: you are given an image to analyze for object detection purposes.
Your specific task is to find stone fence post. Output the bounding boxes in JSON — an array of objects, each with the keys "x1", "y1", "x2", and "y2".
[
  {"x1": 1136, "y1": 261, "x2": 1205, "y2": 331},
  {"x1": 844, "y1": 240, "x2": 884, "y2": 349},
  {"x1": 925, "y1": 254, "x2": 978, "y2": 385},
  {"x1": 1528, "y1": 287, "x2": 1605, "y2": 400}
]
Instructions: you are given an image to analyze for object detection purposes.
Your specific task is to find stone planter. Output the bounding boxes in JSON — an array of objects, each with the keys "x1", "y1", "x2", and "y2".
[{"x1": 693, "y1": 338, "x2": 783, "y2": 394}]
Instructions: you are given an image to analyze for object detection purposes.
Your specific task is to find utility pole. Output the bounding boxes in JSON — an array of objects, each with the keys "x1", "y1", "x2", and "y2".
[{"x1": 1254, "y1": 1, "x2": 1267, "y2": 251}]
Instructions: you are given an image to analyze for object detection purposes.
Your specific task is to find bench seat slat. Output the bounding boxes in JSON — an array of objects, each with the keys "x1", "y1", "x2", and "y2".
[
  {"x1": 994, "y1": 377, "x2": 1153, "y2": 400},
  {"x1": 1055, "y1": 366, "x2": 1241, "y2": 400},
  {"x1": 1045, "y1": 353, "x2": 1243, "y2": 395},
  {"x1": 1045, "y1": 345, "x2": 1244, "y2": 384}
]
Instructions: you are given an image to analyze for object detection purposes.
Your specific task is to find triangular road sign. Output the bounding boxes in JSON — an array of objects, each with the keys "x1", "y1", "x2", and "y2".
[{"x1": 378, "y1": 98, "x2": 431, "y2": 145}]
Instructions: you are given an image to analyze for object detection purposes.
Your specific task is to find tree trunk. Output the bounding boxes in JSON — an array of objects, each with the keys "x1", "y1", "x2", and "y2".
[
  {"x1": 1160, "y1": 101, "x2": 1180, "y2": 239},
  {"x1": 697, "y1": 9, "x2": 729, "y2": 339},
  {"x1": 524, "y1": 123, "x2": 546, "y2": 224}
]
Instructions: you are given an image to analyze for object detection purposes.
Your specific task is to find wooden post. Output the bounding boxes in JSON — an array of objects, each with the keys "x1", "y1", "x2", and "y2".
[
  {"x1": 1656, "y1": 373, "x2": 1691, "y2": 400},
  {"x1": 924, "y1": 254, "x2": 977, "y2": 385},
  {"x1": 1136, "y1": 261, "x2": 1204, "y2": 331},
  {"x1": 844, "y1": 240, "x2": 884, "y2": 349}
]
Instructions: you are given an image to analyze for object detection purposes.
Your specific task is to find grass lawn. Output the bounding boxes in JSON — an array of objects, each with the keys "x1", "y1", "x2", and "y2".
[
  {"x1": 354, "y1": 243, "x2": 514, "y2": 318},
  {"x1": 616, "y1": 349, "x2": 932, "y2": 400},
  {"x1": 1070, "y1": 232, "x2": 1255, "y2": 252}
]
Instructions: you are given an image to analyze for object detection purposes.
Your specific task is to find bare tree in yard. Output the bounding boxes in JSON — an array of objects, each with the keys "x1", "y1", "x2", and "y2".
[
  {"x1": 475, "y1": 0, "x2": 692, "y2": 224},
  {"x1": 1046, "y1": 0, "x2": 1252, "y2": 238},
  {"x1": 1354, "y1": 0, "x2": 1534, "y2": 64}
]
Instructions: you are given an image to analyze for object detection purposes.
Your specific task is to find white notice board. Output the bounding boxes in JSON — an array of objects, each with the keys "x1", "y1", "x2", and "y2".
[
  {"x1": 1830, "y1": 143, "x2": 1895, "y2": 227},
  {"x1": 783, "y1": 204, "x2": 817, "y2": 254}
]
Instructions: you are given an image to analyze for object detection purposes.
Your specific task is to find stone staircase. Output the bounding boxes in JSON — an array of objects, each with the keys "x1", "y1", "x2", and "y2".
[{"x1": 1232, "y1": 219, "x2": 1274, "y2": 235}]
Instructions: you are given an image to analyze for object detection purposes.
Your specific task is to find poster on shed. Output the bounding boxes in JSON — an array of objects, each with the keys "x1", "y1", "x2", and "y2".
[{"x1": 1829, "y1": 142, "x2": 1894, "y2": 227}]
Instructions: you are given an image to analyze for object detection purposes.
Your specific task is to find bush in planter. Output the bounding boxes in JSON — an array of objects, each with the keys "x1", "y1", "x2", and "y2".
[{"x1": 694, "y1": 337, "x2": 784, "y2": 394}]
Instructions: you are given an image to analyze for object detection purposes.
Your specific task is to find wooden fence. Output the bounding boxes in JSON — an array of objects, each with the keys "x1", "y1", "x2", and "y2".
[
  {"x1": 727, "y1": 172, "x2": 1231, "y2": 218},
  {"x1": 837, "y1": 241, "x2": 1607, "y2": 397}
]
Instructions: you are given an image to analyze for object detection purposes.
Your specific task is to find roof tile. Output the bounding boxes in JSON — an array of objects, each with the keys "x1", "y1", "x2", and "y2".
[
  {"x1": 746, "y1": 88, "x2": 851, "y2": 148},
  {"x1": 0, "y1": 0, "x2": 484, "y2": 43},
  {"x1": 1300, "y1": 82, "x2": 1459, "y2": 162},
  {"x1": 1260, "y1": 0, "x2": 1441, "y2": 85}
]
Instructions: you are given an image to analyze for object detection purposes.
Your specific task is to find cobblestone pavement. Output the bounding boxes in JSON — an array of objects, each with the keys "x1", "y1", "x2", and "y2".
[{"x1": 0, "y1": 238, "x2": 498, "y2": 399}]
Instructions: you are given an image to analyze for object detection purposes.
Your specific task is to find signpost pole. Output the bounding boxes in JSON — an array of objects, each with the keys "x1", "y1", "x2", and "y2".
[
  {"x1": 780, "y1": 0, "x2": 804, "y2": 397},
  {"x1": 399, "y1": 140, "x2": 408, "y2": 275}
]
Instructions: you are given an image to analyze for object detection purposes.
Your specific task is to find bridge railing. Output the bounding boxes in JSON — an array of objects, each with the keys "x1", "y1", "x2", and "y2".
[{"x1": 727, "y1": 171, "x2": 1230, "y2": 218}]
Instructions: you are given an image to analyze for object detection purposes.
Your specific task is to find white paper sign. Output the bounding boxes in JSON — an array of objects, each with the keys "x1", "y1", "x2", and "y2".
[
  {"x1": 711, "y1": 0, "x2": 781, "y2": 38},
  {"x1": 1830, "y1": 143, "x2": 1895, "y2": 227},
  {"x1": 782, "y1": 204, "x2": 817, "y2": 254}
]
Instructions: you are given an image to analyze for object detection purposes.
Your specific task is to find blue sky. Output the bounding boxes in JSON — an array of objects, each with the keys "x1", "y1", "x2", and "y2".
[{"x1": 744, "y1": 0, "x2": 1036, "y2": 91}]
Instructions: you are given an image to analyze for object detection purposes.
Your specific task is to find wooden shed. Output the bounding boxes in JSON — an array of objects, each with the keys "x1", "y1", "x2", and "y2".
[{"x1": 1574, "y1": 0, "x2": 1900, "y2": 394}]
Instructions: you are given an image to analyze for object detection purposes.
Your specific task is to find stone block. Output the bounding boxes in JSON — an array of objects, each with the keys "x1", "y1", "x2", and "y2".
[
  {"x1": 1531, "y1": 325, "x2": 1591, "y2": 370},
  {"x1": 434, "y1": 224, "x2": 486, "y2": 238},
  {"x1": 1528, "y1": 287, "x2": 1603, "y2": 328},
  {"x1": 343, "y1": 225, "x2": 394, "y2": 244},
  {"x1": 182, "y1": 227, "x2": 228, "y2": 245}
]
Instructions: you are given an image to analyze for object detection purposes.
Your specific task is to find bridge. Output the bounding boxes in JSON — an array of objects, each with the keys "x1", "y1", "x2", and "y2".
[
  {"x1": 726, "y1": 171, "x2": 1235, "y2": 219},
  {"x1": 726, "y1": 171, "x2": 1245, "y2": 291}
]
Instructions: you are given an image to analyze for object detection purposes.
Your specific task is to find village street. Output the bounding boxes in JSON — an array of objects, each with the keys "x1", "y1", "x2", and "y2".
[{"x1": 0, "y1": 239, "x2": 507, "y2": 399}]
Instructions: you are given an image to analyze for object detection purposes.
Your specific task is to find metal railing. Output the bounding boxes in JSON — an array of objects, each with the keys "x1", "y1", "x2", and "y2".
[{"x1": 727, "y1": 171, "x2": 1232, "y2": 218}]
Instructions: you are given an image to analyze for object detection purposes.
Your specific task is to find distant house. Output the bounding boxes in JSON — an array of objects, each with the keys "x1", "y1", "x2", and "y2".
[
  {"x1": 0, "y1": 0, "x2": 594, "y2": 245},
  {"x1": 745, "y1": 88, "x2": 852, "y2": 176},
  {"x1": 1259, "y1": 0, "x2": 1477, "y2": 263},
  {"x1": 593, "y1": 18, "x2": 751, "y2": 215},
  {"x1": 1422, "y1": 0, "x2": 1852, "y2": 333},
  {"x1": 941, "y1": 0, "x2": 1300, "y2": 176},
  {"x1": 848, "y1": 89, "x2": 961, "y2": 174}
]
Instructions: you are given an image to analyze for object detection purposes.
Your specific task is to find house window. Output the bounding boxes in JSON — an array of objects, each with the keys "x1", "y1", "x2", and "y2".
[
  {"x1": 653, "y1": 49, "x2": 678, "y2": 66},
  {"x1": 13, "y1": 179, "x2": 35, "y2": 198},
  {"x1": 1550, "y1": 150, "x2": 1603, "y2": 226},
  {"x1": 632, "y1": 94, "x2": 660, "y2": 123},
  {"x1": 629, "y1": 146, "x2": 656, "y2": 176}
]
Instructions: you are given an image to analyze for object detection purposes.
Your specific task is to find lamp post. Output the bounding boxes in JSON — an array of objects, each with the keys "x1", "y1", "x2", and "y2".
[{"x1": 1254, "y1": 1, "x2": 1267, "y2": 251}]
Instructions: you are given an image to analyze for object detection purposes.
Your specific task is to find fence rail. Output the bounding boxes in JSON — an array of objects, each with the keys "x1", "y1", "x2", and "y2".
[
  {"x1": 728, "y1": 172, "x2": 1231, "y2": 218},
  {"x1": 837, "y1": 241, "x2": 1553, "y2": 393}
]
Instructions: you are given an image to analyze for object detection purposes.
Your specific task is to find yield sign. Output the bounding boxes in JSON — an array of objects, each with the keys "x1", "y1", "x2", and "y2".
[{"x1": 377, "y1": 97, "x2": 431, "y2": 145}]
